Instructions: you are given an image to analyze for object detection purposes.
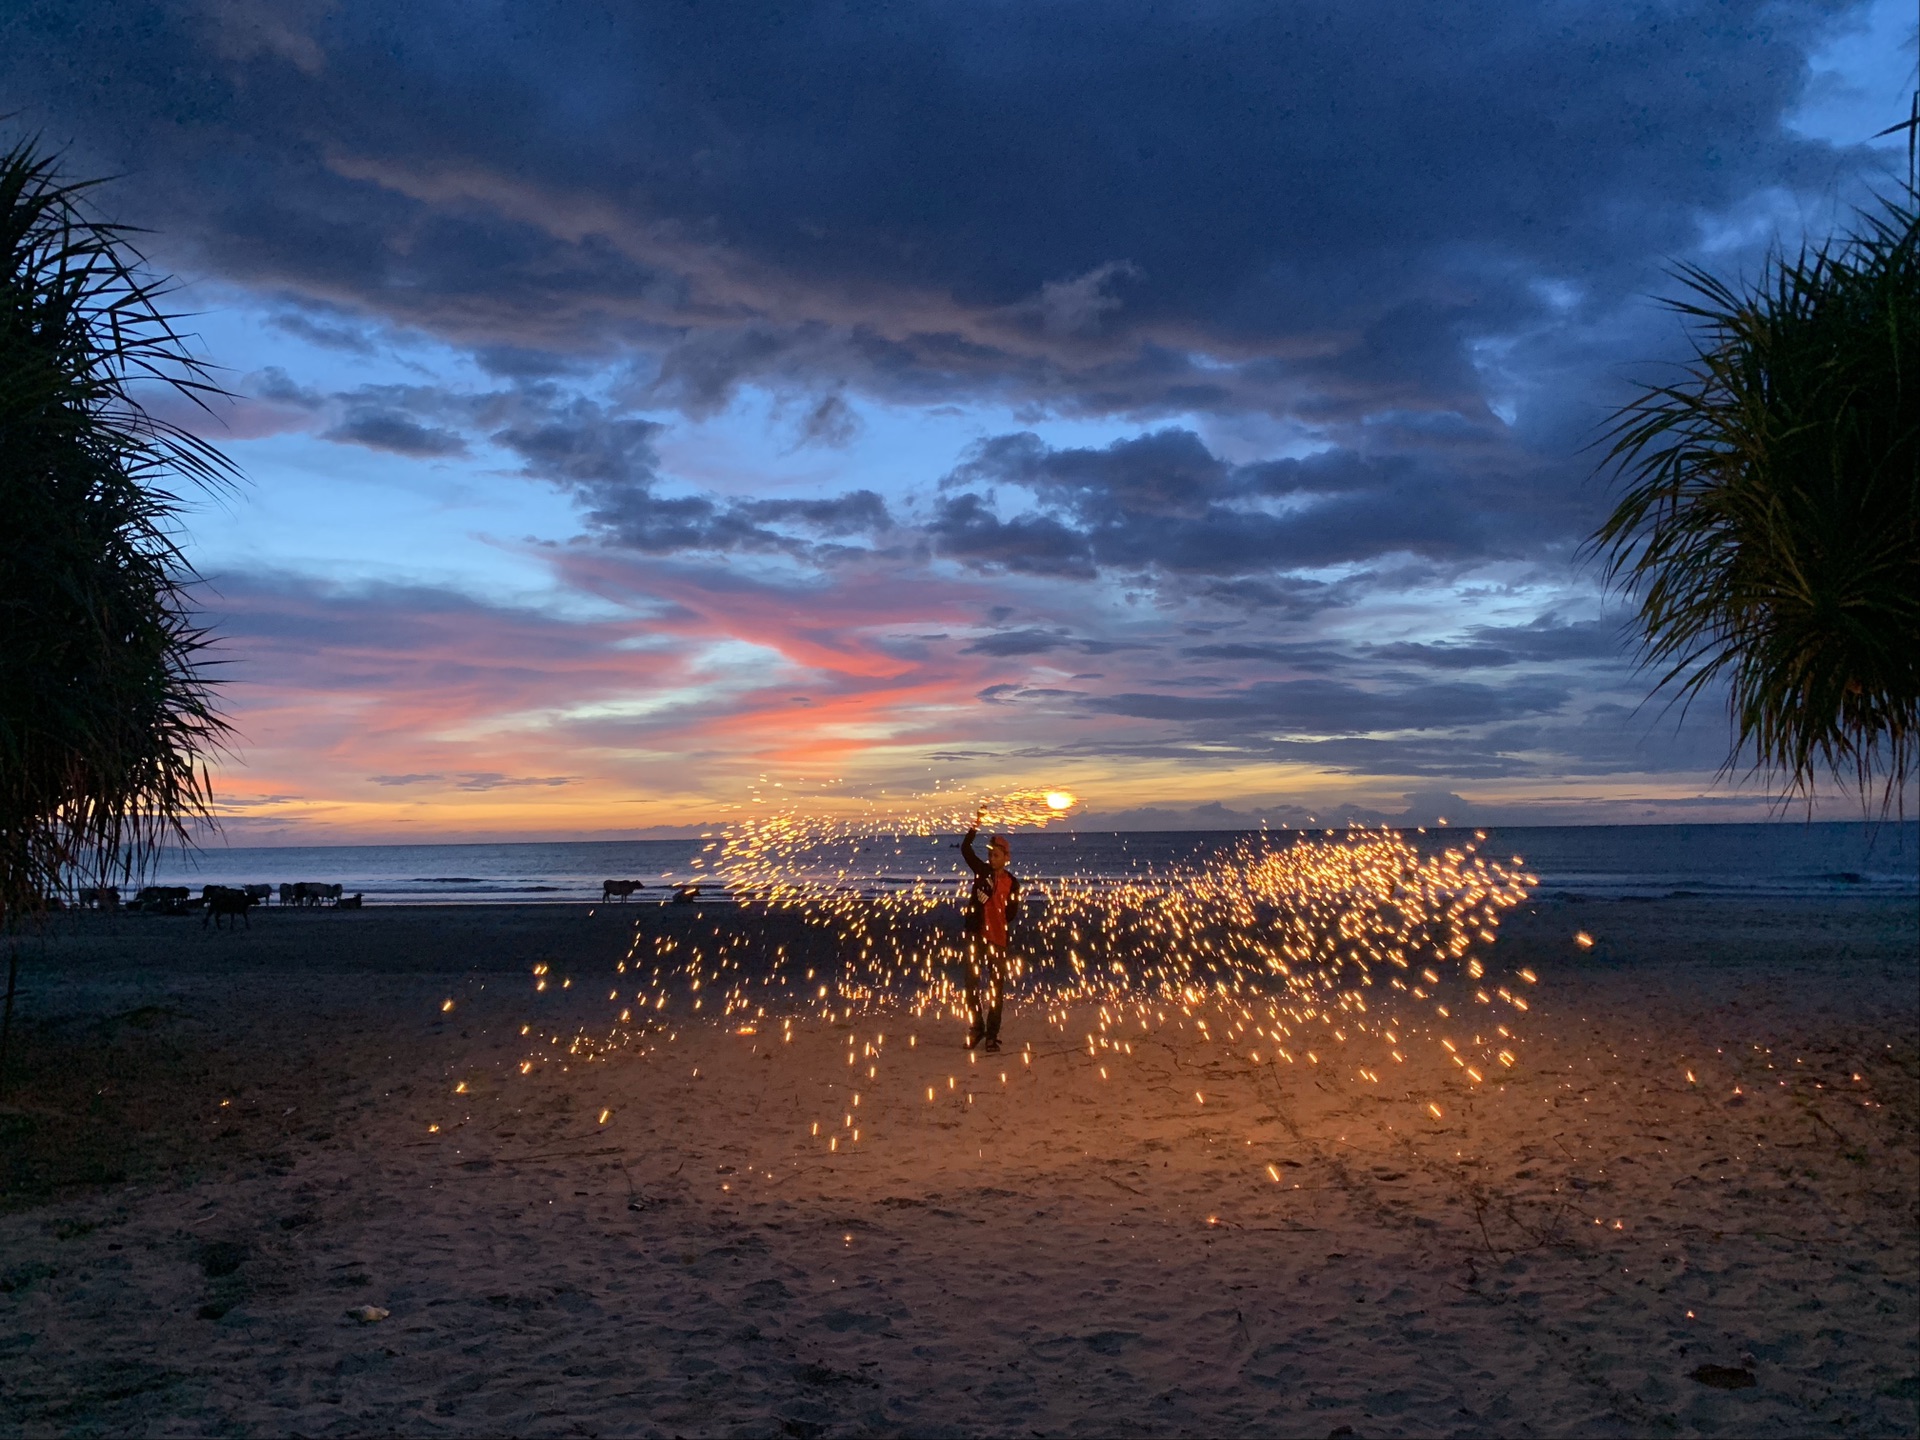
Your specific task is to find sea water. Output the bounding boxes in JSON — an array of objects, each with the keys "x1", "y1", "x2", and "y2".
[{"x1": 142, "y1": 822, "x2": 1917, "y2": 907}]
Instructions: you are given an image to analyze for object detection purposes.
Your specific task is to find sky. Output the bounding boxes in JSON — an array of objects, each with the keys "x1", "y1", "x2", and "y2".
[{"x1": 4, "y1": 0, "x2": 1915, "y2": 840}]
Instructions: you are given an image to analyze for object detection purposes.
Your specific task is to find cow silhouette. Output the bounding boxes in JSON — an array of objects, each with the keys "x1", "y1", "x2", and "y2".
[
  {"x1": 136, "y1": 886, "x2": 192, "y2": 914},
  {"x1": 202, "y1": 885, "x2": 255, "y2": 930}
]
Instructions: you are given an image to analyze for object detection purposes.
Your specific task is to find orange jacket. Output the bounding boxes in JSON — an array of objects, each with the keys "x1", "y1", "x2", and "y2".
[{"x1": 961, "y1": 829, "x2": 1020, "y2": 947}]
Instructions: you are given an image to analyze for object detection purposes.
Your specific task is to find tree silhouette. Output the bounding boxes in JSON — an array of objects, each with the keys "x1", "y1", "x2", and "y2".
[
  {"x1": 1593, "y1": 193, "x2": 1918, "y2": 813},
  {"x1": 0, "y1": 138, "x2": 235, "y2": 1082}
]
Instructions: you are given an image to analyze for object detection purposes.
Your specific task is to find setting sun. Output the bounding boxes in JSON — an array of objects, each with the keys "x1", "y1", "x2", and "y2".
[{"x1": 1045, "y1": 791, "x2": 1076, "y2": 811}]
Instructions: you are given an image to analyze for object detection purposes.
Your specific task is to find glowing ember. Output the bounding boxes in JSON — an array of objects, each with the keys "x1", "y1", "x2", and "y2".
[{"x1": 491, "y1": 784, "x2": 1542, "y2": 1154}]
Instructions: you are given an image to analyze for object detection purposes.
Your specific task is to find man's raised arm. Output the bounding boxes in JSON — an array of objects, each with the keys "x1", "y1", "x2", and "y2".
[{"x1": 960, "y1": 826, "x2": 990, "y2": 877}]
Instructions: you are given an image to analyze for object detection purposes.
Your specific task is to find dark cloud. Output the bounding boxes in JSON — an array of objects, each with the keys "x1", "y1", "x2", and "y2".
[
  {"x1": 1462, "y1": 616, "x2": 1626, "y2": 663},
  {"x1": 1084, "y1": 677, "x2": 1570, "y2": 735},
  {"x1": 491, "y1": 402, "x2": 666, "y2": 495},
  {"x1": 369, "y1": 773, "x2": 443, "y2": 786},
  {"x1": 1368, "y1": 618, "x2": 1626, "y2": 669},
  {"x1": 324, "y1": 409, "x2": 469, "y2": 457},
  {"x1": 962, "y1": 628, "x2": 1074, "y2": 657},
  {"x1": 794, "y1": 393, "x2": 861, "y2": 448},
  {"x1": 249, "y1": 366, "x2": 325, "y2": 408},
  {"x1": 1194, "y1": 576, "x2": 1354, "y2": 620},
  {"x1": 473, "y1": 345, "x2": 581, "y2": 380},
  {"x1": 927, "y1": 493, "x2": 1096, "y2": 578},
  {"x1": 949, "y1": 429, "x2": 1232, "y2": 521},
  {"x1": 1370, "y1": 642, "x2": 1525, "y2": 671},
  {"x1": 0, "y1": 0, "x2": 1866, "y2": 426},
  {"x1": 934, "y1": 428, "x2": 1550, "y2": 584},
  {"x1": 268, "y1": 310, "x2": 379, "y2": 354},
  {"x1": 1176, "y1": 617, "x2": 1630, "y2": 678},
  {"x1": 230, "y1": 369, "x2": 895, "y2": 555},
  {"x1": 452, "y1": 772, "x2": 574, "y2": 791},
  {"x1": 487, "y1": 403, "x2": 741, "y2": 552},
  {"x1": 737, "y1": 490, "x2": 891, "y2": 536},
  {"x1": 297, "y1": 388, "x2": 893, "y2": 555},
  {"x1": 959, "y1": 628, "x2": 1144, "y2": 658},
  {"x1": 1179, "y1": 641, "x2": 1348, "y2": 672}
]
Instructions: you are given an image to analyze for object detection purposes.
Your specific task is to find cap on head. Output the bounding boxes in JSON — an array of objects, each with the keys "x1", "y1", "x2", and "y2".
[{"x1": 988, "y1": 834, "x2": 1010, "y2": 859}]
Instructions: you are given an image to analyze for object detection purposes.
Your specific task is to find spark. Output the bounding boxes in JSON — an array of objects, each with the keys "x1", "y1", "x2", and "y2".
[{"x1": 483, "y1": 782, "x2": 1541, "y2": 1155}]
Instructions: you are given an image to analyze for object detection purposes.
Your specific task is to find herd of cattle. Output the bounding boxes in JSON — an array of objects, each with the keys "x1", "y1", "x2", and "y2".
[
  {"x1": 71, "y1": 882, "x2": 365, "y2": 927},
  {"x1": 61, "y1": 878, "x2": 696, "y2": 924}
]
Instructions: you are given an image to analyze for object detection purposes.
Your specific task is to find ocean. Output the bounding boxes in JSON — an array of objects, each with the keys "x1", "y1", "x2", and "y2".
[{"x1": 141, "y1": 822, "x2": 1918, "y2": 907}]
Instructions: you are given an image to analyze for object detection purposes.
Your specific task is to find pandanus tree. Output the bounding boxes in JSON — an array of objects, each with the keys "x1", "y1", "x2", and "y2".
[
  {"x1": 1593, "y1": 191, "x2": 1920, "y2": 814},
  {"x1": 0, "y1": 139, "x2": 234, "y2": 1080}
]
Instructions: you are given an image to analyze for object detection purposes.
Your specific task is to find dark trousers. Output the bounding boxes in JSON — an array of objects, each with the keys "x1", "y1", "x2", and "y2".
[{"x1": 965, "y1": 939, "x2": 1006, "y2": 1042}]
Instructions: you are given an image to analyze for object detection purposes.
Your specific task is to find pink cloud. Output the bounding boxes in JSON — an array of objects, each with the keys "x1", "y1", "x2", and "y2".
[{"x1": 192, "y1": 553, "x2": 1160, "y2": 834}]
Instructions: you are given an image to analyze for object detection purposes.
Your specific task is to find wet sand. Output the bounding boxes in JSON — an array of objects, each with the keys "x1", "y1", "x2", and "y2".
[{"x1": 0, "y1": 895, "x2": 1914, "y2": 1437}]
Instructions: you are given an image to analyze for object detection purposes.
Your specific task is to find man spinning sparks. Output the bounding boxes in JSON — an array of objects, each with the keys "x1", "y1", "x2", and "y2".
[{"x1": 960, "y1": 812, "x2": 1021, "y2": 1051}]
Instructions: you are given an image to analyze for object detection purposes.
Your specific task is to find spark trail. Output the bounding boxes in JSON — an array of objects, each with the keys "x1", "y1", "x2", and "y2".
[{"x1": 504, "y1": 787, "x2": 1541, "y2": 1151}]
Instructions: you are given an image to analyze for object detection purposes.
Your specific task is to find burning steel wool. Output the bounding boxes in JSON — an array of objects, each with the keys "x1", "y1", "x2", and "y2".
[{"x1": 494, "y1": 786, "x2": 1542, "y2": 1155}]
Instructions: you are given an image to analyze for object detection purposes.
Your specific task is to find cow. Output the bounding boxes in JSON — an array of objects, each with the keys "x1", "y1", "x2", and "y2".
[
  {"x1": 292, "y1": 882, "x2": 344, "y2": 907},
  {"x1": 243, "y1": 884, "x2": 273, "y2": 906},
  {"x1": 136, "y1": 885, "x2": 192, "y2": 914},
  {"x1": 202, "y1": 885, "x2": 255, "y2": 930},
  {"x1": 75, "y1": 886, "x2": 120, "y2": 911},
  {"x1": 601, "y1": 879, "x2": 644, "y2": 902},
  {"x1": 278, "y1": 883, "x2": 296, "y2": 907},
  {"x1": 670, "y1": 883, "x2": 701, "y2": 905},
  {"x1": 337, "y1": 892, "x2": 364, "y2": 909}
]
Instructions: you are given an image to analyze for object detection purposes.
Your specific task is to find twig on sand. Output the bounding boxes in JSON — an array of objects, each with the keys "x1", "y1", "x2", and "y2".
[
  {"x1": 621, "y1": 1159, "x2": 653, "y2": 1210},
  {"x1": 504, "y1": 1144, "x2": 627, "y2": 1164},
  {"x1": 1470, "y1": 1193, "x2": 1507, "y2": 1261},
  {"x1": 1797, "y1": 1103, "x2": 1850, "y2": 1145}
]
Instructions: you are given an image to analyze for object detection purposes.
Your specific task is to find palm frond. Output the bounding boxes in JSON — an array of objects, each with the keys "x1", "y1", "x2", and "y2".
[
  {"x1": 0, "y1": 137, "x2": 238, "y2": 923},
  {"x1": 1593, "y1": 192, "x2": 1920, "y2": 813}
]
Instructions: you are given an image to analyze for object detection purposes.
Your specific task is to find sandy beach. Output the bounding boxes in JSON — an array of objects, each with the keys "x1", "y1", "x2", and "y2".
[{"x1": 1, "y1": 895, "x2": 1914, "y2": 1437}]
